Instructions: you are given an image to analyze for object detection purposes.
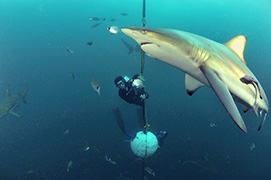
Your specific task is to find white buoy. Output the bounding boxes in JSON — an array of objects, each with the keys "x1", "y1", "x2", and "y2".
[{"x1": 130, "y1": 131, "x2": 158, "y2": 158}]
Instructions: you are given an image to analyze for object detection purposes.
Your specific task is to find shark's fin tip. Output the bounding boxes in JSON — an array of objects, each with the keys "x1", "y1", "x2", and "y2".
[{"x1": 185, "y1": 74, "x2": 205, "y2": 96}]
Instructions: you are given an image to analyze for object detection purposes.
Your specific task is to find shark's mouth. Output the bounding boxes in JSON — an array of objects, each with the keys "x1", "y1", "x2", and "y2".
[
  {"x1": 141, "y1": 42, "x2": 154, "y2": 46},
  {"x1": 141, "y1": 42, "x2": 161, "y2": 48}
]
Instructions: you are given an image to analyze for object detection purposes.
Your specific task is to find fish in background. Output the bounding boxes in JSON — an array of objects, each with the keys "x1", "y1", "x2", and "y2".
[
  {"x1": 63, "y1": 129, "x2": 69, "y2": 135},
  {"x1": 87, "y1": 41, "x2": 93, "y2": 46},
  {"x1": 91, "y1": 79, "x2": 101, "y2": 96},
  {"x1": 104, "y1": 155, "x2": 117, "y2": 165},
  {"x1": 88, "y1": 17, "x2": 106, "y2": 21},
  {"x1": 71, "y1": 72, "x2": 75, "y2": 80},
  {"x1": 120, "y1": 13, "x2": 128, "y2": 16},
  {"x1": 144, "y1": 167, "x2": 155, "y2": 177},
  {"x1": 67, "y1": 160, "x2": 73, "y2": 172},
  {"x1": 66, "y1": 47, "x2": 73, "y2": 53},
  {"x1": 248, "y1": 142, "x2": 255, "y2": 150},
  {"x1": 90, "y1": 22, "x2": 102, "y2": 29}
]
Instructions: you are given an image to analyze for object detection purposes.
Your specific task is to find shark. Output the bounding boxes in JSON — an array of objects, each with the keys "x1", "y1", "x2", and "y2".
[
  {"x1": 121, "y1": 27, "x2": 269, "y2": 133},
  {"x1": 0, "y1": 84, "x2": 31, "y2": 118}
]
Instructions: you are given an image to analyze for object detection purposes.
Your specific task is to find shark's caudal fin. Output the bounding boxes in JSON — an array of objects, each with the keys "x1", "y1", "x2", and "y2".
[
  {"x1": 200, "y1": 66, "x2": 247, "y2": 133},
  {"x1": 19, "y1": 84, "x2": 31, "y2": 104},
  {"x1": 121, "y1": 39, "x2": 134, "y2": 54}
]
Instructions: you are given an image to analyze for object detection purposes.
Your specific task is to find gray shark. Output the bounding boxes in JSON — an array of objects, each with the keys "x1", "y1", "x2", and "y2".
[
  {"x1": 0, "y1": 84, "x2": 31, "y2": 118},
  {"x1": 121, "y1": 27, "x2": 269, "y2": 133}
]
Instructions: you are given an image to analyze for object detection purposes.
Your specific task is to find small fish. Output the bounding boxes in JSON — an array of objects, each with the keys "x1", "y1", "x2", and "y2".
[
  {"x1": 120, "y1": 13, "x2": 128, "y2": 16},
  {"x1": 91, "y1": 79, "x2": 101, "y2": 96},
  {"x1": 71, "y1": 72, "x2": 75, "y2": 80},
  {"x1": 145, "y1": 167, "x2": 155, "y2": 177},
  {"x1": 107, "y1": 26, "x2": 121, "y2": 34},
  {"x1": 63, "y1": 129, "x2": 69, "y2": 135},
  {"x1": 89, "y1": 17, "x2": 100, "y2": 21},
  {"x1": 104, "y1": 155, "x2": 109, "y2": 161},
  {"x1": 66, "y1": 47, "x2": 73, "y2": 53},
  {"x1": 27, "y1": 170, "x2": 34, "y2": 174},
  {"x1": 209, "y1": 122, "x2": 217, "y2": 127},
  {"x1": 248, "y1": 142, "x2": 255, "y2": 150},
  {"x1": 67, "y1": 160, "x2": 73, "y2": 172},
  {"x1": 84, "y1": 146, "x2": 90, "y2": 151},
  {"x1": 90, "y1": 23, "x2": 102, "y2": 28},
  {"x1": 87, "y1": 41, "x2": 93, "y2": 46},
  {"x1": 104, "y1": 155, "x2": 117, "y2": 165},
  {"x1": 110, "y1": 18, "x2": 116, "y2": 22}
]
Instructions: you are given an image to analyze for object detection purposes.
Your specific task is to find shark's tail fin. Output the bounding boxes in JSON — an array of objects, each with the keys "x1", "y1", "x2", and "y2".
[
  {"x1": 19, "y1": 83, "x2": 31, "y2": 104},
  {"x1": 121, "y1": 39, "x2": 134, "y2": 54}
]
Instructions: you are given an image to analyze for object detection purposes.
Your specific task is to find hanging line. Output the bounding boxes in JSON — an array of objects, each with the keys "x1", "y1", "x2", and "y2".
[
  {"x1": 141, "y1": 1, "x2": 148, "y2": 180},
  {"x1": 141, "y1": 0, "x2": 150, "y2": 132}
]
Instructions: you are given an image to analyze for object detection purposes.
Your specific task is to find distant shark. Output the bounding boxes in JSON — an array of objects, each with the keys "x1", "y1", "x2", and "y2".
[
  {"x1": 122, "y1": 27, "x2": 269, "y2": 133},
  {"x1": 0, "y1": 84, "x2": 31, "y2": 118}
]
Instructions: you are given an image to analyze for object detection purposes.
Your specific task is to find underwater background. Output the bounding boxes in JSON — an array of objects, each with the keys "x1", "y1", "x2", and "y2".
[{"x1": 0, "y1": 0, "x2": 271, "y2": 179}]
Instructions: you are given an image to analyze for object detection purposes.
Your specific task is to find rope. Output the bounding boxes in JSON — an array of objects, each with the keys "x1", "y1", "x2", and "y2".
[
  {"x1": 142, "y1": 0, "x2": 146, "y2": 27},
  {"x1": 141, "y1": 1, "x2": 148, "y2": 180},
  {"x1": 141, "y1": 0, "x2": 150, "y2": 131}
]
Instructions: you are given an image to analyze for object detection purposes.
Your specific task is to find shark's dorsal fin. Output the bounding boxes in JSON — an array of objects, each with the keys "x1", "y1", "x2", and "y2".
[
  {"x1": 185, "y1": 74, "x2": 206, "y2": 96},
  {"x1": 224, "y1": 35, "x2": 247, "y2": 65}
]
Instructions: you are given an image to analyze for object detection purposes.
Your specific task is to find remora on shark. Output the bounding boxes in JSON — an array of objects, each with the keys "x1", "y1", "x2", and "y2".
[{"x1": 121, "y1": 27, "x2": 269, "y2": 133}]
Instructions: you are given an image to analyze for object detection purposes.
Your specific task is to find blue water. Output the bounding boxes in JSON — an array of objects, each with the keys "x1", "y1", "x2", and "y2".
[{"x1": 0, "y1": 0, "x2": 271, "y2": 179}]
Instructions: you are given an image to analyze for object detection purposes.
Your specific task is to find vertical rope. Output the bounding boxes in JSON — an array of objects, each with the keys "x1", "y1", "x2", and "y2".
[
  {"x1": 141, "y1": 0, "x2": 146, "y2": 75},
  {"x1": 142, "y1": 0, "x2": 146, "y2": 27},
  {"x1": 141, "y1": 0, "x2": 149, "y2": 130},
  {"x1": 141, "y1": 1, "x2": 147, "y2": 180}
]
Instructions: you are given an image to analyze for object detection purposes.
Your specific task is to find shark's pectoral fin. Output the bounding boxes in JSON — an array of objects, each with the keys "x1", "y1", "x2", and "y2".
[
  {"x1": 185, "y1": 74, "x2": 206, "y2": 96},
  {"x1": 121, "y1": 39, "x2": 134, "y2": 54},
  {"x1": 9, "y1": 111, "x2": 22, "y2": 117},
  {"x1": 200, "y1": 66, "x2": 247, "y2": 133}
]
